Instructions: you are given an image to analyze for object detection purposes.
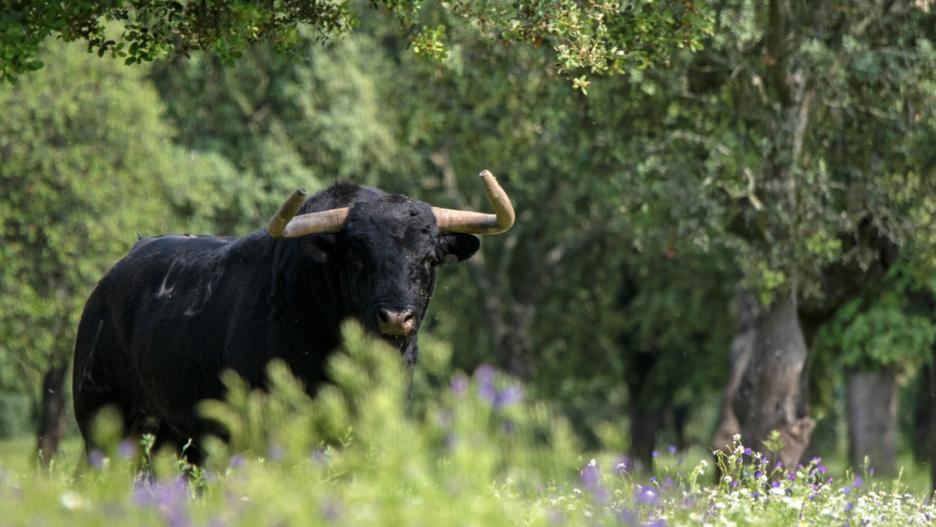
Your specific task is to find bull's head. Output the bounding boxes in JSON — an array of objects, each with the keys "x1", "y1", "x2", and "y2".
[{"x1": 266, "y1": 170, "x2": 514, "y2": 351}]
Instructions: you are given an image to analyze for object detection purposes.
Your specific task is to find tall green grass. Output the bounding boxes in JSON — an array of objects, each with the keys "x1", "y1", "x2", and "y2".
[{"x1": 0, "y1": 323, "x2": 932, "y2": 526}]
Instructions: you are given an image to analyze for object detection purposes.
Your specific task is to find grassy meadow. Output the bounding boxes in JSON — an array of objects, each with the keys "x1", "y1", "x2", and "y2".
[{"x1": 0, "y1": 325, "x2": 933, "y2": 527}]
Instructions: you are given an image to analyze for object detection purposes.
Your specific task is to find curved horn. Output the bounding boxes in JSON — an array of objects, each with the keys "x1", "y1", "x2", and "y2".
[
  {"x1": 268, "y1": 188, "x2": 349, "y2": 238},
  {"x1": 432, "y1": 170, "x2": 515, "y2": 235}
]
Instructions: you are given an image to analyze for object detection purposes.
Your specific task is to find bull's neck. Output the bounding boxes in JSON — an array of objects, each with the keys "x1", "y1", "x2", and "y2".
[{"x1": 271, "y1": 238, "x2": 352, "y2": 348}]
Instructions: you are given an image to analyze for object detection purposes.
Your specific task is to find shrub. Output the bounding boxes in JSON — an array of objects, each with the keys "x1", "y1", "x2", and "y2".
[
  {"x1": 0, "y1": 323, "x2": 933, "y2": 526},
  {"x1": 0, "y1": 392, "x2": 31, "y2": 439}
]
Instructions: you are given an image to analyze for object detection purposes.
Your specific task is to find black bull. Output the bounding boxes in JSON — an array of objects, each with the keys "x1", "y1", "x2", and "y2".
[{"x1": 72, "y1": 173, "x2": 514, "y2": 460}]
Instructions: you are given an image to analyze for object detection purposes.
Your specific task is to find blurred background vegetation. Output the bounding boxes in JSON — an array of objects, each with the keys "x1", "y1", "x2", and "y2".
[{"x1": 1, "y1": 0, "x2": 936, "y2": 490}]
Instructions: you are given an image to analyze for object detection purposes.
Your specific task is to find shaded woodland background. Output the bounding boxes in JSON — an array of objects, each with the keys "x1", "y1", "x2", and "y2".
[{"x1": 2, "y1": 0, "x2": 936, "y2": 488}]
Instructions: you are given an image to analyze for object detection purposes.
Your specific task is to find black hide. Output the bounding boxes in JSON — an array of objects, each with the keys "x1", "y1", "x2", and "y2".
[{"x1": 72, "y1": 183, "x2": 479, "y2": 458}]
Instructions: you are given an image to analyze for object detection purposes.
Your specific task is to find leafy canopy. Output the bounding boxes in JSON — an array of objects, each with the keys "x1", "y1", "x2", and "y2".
[
  {"x1": 1, "y1": 1, "x2": 714, "y2": 82},
  {"x1": 0, "y1": 40, "x2": 235, "y2": 391}
]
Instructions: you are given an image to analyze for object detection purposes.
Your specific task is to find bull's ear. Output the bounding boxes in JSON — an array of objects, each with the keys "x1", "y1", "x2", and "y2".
[
  {"x1": 300, "y1": 235, "x2": 337, "y2": 263},
  {"x1": 436, "y1": 233, "x2": 480, "y2": 265}
]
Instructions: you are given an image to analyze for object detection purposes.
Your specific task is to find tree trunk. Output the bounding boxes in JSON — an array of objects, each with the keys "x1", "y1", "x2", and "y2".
[
  {"x1": 928, "y1": 357, "x2": 936, "y2": 492},
  {"x1": 712, "y1": 289, "x2": 757, "y2": 454},
  {"x1": 502, "y1": 303, "x2": 536, "y2": 382},
  {"x1": 846, "y1": 368, "x2": 897, "y2": 475},
  {"x1": 36, "y1": 362, "x2": 68, "y2": 468},
  {"x1": 734, "y1": 291, "x2": 815, "y2": 468},
  {"x1": 630, "y1": 402, "x2": 663, "y2": 472},
  {"x1": 672, "y1": 404, "x2": 689, "y2": 451},
  {"x1": 912, "y1": 363, "x2": 931, "y2": 464}
]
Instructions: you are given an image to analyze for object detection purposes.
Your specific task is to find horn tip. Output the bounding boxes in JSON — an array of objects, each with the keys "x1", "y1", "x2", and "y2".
[{"x1": 479, "y1": 170, "x2": 493, "y2": 178}]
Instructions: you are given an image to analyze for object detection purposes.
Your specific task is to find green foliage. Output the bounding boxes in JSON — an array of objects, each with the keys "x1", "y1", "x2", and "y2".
[
  {"x1": 1, "y1": 329, "x2": 934, "y2": 525},
  {"x1": 0, "y1": 0, "x2": 934, "y2": 498},
  {"x1": 0, "y1": 393, "x2": 31, "y2": 439},
  {"x1": 196, "y1": 322, "x2": 579, "y2": 486},
  {"x1": 150, "y1": 31, "x2": 400, "y2": 233},
  {"x1": 0, "y1": 41, "x2": 169, "y2": 388},
  {"x1": 816, "y1": 264, "x2": 936, "y2": 370},
  {"x1": 632, "y1": 0, "x2": 936, "y2": 299},
  {"x1": 0, "y1": 40, "x2": 236, "y2": 392},
  {"x1": 615, "y1": 250, "x2": 736, "y2": 410},
  {"x1": 0, "y1": 1, "x2": 354, "y2": 81},
  {"x1": 1, "y1": 1, "x2": 714, "y2": 83}
]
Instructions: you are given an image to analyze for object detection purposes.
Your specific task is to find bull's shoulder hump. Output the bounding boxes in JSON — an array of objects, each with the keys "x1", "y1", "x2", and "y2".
[
  {"x1": 117, "y1": 235, "x2": 235, "y2": 271},
  {"x1": 130, "y1": 234, "x2": 233, "y2": 253},
  {"x1": 304, "y1": 182, "x2": 384, "y2": 211}
]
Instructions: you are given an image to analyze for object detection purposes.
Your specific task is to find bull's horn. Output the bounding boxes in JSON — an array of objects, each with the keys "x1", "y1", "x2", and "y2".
[
  {"x1": 432, "y1": 170, "x2": 515, "y2": 235},
  {"x1": 268, "y1": 188, "x2": 349, "y2": 238}
]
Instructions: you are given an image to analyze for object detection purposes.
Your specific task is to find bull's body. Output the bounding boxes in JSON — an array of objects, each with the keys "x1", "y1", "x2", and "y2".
[
  {"x1": 73, "y1": 232, "x2": 336, "y2": 445},
  {"x1": 71, "y1": 180, "x2": 503, "y2": 457}
]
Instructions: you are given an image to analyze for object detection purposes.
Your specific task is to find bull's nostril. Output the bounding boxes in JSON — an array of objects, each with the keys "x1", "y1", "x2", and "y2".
[
  {"x1": 378, "y1": 308, "x2": 392, "y2": 324},
  {"x1": 402, "y1": 309, "x2": 416, "y2": 324}
]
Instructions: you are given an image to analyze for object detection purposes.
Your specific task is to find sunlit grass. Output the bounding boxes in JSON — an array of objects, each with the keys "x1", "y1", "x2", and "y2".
[
  {"x1": 0, "y1": 325, "x2": 932, "y2": 526},
  {"x1": 0, "y1": 435, "x2": 82, "y2": 475}
]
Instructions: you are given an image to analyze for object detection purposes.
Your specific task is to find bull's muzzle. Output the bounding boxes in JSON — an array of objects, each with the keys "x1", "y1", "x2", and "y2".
[{"x1": 377, "y1": 307, "x2": 416, "y2": 337}]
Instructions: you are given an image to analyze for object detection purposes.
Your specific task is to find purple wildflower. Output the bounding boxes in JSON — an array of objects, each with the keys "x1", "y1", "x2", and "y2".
[
  {"x1": 474, "y1": 364, "x2": 497, "y2": 402},
  {"x1": 88, "y1": 449, "x2": 106, "y2": 470},
  {"x1": 845, "y1": 501, "x2": 855, "y2": 513},
  {"x1": 771, "y1": 481, "x2": 781, "y2": 489},
  {"x1": 751, "y1": 491, "x2": 761, "y2": 499},
  {"x1": 754, "y1": 470, "x2": 764, "y2": 479},
  {"x1": 853, "y1": 475, "x2": 864, "y2": 488},
  {"x1": 817, "y1": 464, "x2": 828, "y2": 474},
  {"x1": 634, "y1": 485, "x2": 660, "y2": 506},
  {"x1": 667, "y1": 445, "x2": 677, "y2": 455},
  {"x1": 229, "y1": 455, "x2": 246, "y2": 470},
  {"x1": 643, "y1": 519, "x2": 667, "y2": 527},
  {"x1": 787, "y1": 471, "x2": 796, "y2": 481},
  {"x1": 473, "y1": 365, "x2": 523, "y2": 409},
  {"x1": 118, "y1": 440, "x2": 138, "y2": 460},
  {"x1": 133, "y1": 477, "x2": 190, "y2": 527},
  {"x1": 494, "y1": 383, "x2": 524, "y2": 409},
  {"x1": 267, "y1": 443, "x2": 285, "y2": 462},
  {"x1": 580, "y1": 459, "x2": 600, "y2": 490},
  {"x1": 743, "y1": 447, "x2": 753, "y2": 456},
  {"x1": 614, "y1": 456, "x2": 631, "y2": 475},
  {"x1": 651, "y1": 449, "x2": 660, "y2": 459},
  {"x1": 579, "y1": 459, "x2": 608, "y2": 503},
  {"x1": 450, "y1": 374, "x2": 469, "y2": 396},
  {"x1": 618, "y1": 508, "x2": 638, "y2": 526}
]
